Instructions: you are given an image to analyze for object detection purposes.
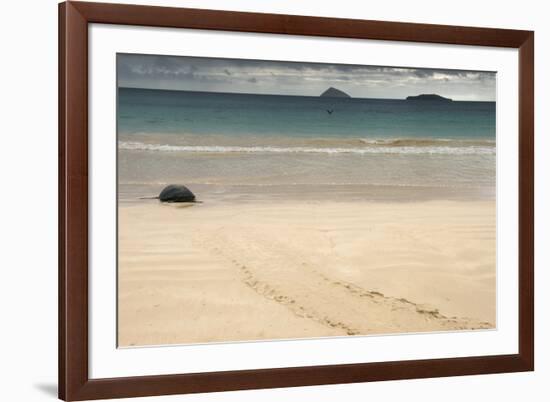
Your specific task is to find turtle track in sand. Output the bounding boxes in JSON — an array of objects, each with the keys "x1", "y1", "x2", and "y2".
[{"x1": 195, "y1": 228, "x2": 493, "y2": 337}]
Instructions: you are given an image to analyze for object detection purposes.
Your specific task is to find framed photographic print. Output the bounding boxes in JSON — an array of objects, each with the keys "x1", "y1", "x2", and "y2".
[{"x1": 59, "y1": 1, "x2": 534, "y2": 400}]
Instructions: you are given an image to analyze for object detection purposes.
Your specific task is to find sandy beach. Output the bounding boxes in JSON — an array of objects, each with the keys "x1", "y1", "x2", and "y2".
[{"x1": 118, "y1": 199, "x2": 495, "y2": 347}]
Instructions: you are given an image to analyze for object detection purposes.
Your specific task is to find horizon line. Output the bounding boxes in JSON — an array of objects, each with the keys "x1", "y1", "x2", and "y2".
[{"x1": 117, "y1": 86, "x2": 496, "y2": 102}]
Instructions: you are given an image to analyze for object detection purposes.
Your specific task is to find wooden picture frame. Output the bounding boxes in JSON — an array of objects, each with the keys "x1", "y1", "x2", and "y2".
[{"x1": 59, "y1": 1, "x2": 534, "y2": 400}]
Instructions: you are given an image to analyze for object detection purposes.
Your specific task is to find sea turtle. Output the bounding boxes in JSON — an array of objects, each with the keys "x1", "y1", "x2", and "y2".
[{"x1": 158, "y1": 184, "x2": 197, "y2": 203}]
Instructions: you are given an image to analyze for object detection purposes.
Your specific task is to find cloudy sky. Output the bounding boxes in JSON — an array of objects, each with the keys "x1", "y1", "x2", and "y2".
[{"x1": 118, "y1": 53, "x2": 496, "y2": 101}]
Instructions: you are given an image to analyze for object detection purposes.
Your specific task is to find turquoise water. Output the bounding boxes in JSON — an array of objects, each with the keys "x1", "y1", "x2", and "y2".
[
  {"x1": 117, "y1": 88, "x2": 496, "y2": 201},
  {"x1": 118, "y1": 88, "x2": 495, "y2": 141}
]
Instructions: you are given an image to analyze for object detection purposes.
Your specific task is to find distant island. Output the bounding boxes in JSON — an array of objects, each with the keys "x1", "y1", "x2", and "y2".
[
  {"x1": 320, "y1": 87, "x2": 351, "y2": 98},
  {"x1": 406, "y1": 94, "x2": 452, "y2": 102}
]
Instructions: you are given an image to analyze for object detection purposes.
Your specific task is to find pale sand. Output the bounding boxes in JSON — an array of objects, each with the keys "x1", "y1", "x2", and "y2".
[{"x1": 118, "y1": 200, "x2": 496, "y2": 347}]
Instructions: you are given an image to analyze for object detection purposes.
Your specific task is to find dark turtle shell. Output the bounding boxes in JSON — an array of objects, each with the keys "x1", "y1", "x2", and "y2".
[{"x1": 159, "y1": 184, "x2": 196, "y2": 203}]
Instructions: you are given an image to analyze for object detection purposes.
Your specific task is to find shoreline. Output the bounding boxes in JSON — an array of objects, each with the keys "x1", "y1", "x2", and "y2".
[
  {"x1": 118, "y1": 182, "x2": 496, "y2": 205},
  {"x1": 118, "y1": 199, "x2": 496, "y2": 347}
]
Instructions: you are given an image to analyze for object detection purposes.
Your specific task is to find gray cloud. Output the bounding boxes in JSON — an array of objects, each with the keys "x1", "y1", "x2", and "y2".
[{"x1": 117, "y1": 53, "x2": 496, "y2": 101}]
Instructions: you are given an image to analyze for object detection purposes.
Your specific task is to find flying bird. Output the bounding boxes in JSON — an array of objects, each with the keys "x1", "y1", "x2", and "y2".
[{"x1": 326, "y1": 109, "x2": 334, "y2": 115}]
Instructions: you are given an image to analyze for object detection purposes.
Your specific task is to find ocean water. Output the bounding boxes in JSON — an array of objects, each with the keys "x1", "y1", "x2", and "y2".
[{"x1": 117, "y1": 88, "x2": 496, "y2": 202}]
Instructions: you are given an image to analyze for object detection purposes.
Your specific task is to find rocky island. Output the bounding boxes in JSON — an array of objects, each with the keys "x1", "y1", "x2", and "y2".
[
  {"x1": 406, "y1": 94, "x2": 452, "y2": 102},
  {"x1": 320, "y1": 87, "x2": 351, "y2": 98}
]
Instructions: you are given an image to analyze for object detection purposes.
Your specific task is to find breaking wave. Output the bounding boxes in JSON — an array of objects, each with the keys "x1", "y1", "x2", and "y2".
[{"x1": 119, "y1": 139, "x2": 495, "y2": 155}]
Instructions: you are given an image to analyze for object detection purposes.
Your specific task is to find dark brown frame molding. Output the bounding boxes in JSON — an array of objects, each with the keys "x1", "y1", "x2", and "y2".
[{"x1": 59, "y1": 1, "x2": 534, "y2": 400}]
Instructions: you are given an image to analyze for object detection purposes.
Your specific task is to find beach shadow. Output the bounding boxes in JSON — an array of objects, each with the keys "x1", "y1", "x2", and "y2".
[
  {"x1": 34, "y1": 383, "x2": 58, "y2": 398},
  {"x1": 162, "y1": 202, "x2": 196, "y2": 209}
]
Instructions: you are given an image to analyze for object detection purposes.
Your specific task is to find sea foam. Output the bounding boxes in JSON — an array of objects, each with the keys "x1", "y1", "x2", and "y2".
[{"x1": 118, "y1": 140, "x2": 495, "y2": 156}]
